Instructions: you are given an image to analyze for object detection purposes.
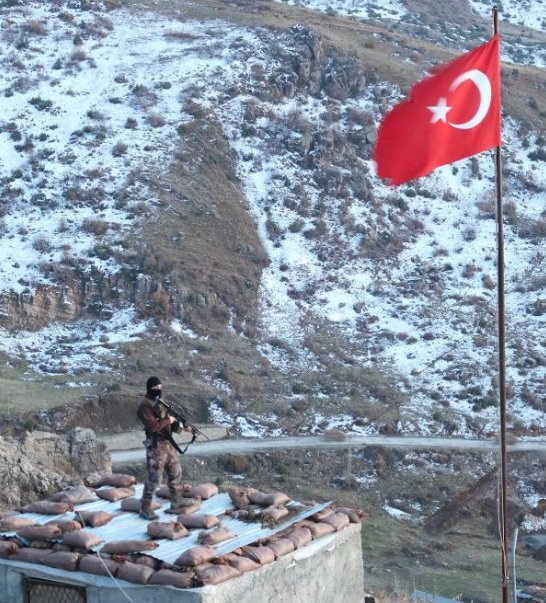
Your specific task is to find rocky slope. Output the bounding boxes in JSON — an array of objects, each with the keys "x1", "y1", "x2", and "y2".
[{"x1": 0, "y1": 428, "x2": 110, "y2": 510}]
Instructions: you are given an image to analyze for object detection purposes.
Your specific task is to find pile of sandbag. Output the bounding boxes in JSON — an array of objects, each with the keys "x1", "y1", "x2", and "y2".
[
  {"x1": 0, "y1": 476, "x2": 367, "y2": 590},
  {"x1": 226, "y1": 487, "x2": 291, "y2": 523},
  {"x1": 155, "y1": 482, "x2": 218, "y2": 514},
  {"x1": 208, "y1": 503, "x2": 368, "y2": 577}
]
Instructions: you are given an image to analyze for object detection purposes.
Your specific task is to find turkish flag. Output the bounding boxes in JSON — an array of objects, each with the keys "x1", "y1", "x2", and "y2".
[{"x1": 373, "y1": 35, "x2": 501, "y2": 186}]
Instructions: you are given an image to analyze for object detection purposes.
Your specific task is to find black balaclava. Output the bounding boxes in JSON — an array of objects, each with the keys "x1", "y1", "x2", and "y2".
[{"x1": 146, "y1": 376, "x2": 162, "y2": 398}]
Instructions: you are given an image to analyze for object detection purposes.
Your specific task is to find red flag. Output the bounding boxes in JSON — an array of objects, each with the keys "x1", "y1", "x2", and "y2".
[{"x1": 373, "y1": 35, "x2": 501, "y2": 186}]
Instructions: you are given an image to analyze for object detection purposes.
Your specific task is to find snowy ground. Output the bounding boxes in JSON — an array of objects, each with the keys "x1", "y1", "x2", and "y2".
[
  {"x1": 275, "y1": 0, "x2": 408, "y2": 20},
  {"x1": 0, "y1": 2, "x2": 265, "y2": 373},
  {"x1": 469, "y1": 0, "x2": 546, "y2": 32},
  {"x1": 274, "y1": 0, "x2": 546, "y2": 67}
]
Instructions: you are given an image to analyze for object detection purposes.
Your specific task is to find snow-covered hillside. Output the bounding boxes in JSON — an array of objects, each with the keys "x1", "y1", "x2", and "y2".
[
  {"x1": 275, "y1": 0, "x2": 546, "y2": 67},
  {"x1": 0, "y1": 0, "x2": 545, "y2": 438}
]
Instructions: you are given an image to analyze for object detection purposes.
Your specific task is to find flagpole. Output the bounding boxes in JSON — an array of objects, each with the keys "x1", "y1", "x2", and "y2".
[{"x1": 493, "y1": 6, "x2": 510, "y2": 603}]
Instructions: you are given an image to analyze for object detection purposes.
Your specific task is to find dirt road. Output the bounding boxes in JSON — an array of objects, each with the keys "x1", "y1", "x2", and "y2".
[{"x1": 108, "y1": 432, "x2": 546, "y2": 465}]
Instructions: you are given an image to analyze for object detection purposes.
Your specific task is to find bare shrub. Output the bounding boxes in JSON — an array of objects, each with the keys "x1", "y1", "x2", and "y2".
[
  {"x1": 87, "y1": 109, "x2": 105, "y2": 120},
  {"x1": 518, "y1": 216, "x2": 546, "y2": 240},
  {"x1": 82, "y1": 219, "x2": 109, "y2": 236},
  {"x1": 57, "y1": 219, "x2": 69, "y2": 233},
  {"x1": 24, "y1": 20, "x2": 47, "y2": 36},
  {"x1": 124, "y1": 117, "x2": 137, "y2": 129},
  {"x1": 29, "y1": 97, "x2": 53, "y2": 111},
  {"x1": 288, "y1": 218, "x2": 305, "y2": 233},
  {"x1": 481, "y1": 274, "x2": 495, "y2": 290},
  {"x1": 32, "y1": 236, "x2": 52, "y2": 253},
  {"x1": 132, "y1": 84, "x2": 158, "y2": 108},
  {"x1": 112, "y1": 141, "x2": 128, "y2": 157},
  {"x1": 432, "y1": 246, "x2": 449, "y2": 257},
  {"x1": 164, "y1": 30, "x2": 198, "y2": 41},
  {"x1": 346, "y1": 107, "x2": 374, "y2": 127},
  {"x1": 70, "y1": 49, "x2": 87, "y2": 63},
  {"x1": 84, "y1": 167, "x2": 104, "y2": 179},
  {"x1": 462, "y1": 227, "x2": 476, "y2": 242},
  {"x1": 147, "y1": 113, "x2": 166, "y2": 128},
  {"x1": 504, "y1": 200, "x2": 518, "y2": 224},
  {"x1": 476, "y1": 196, "x2": 496, "y2": 219},
  {"x1": 462, "y1": 263, "x2": 477, "y2": 279}
]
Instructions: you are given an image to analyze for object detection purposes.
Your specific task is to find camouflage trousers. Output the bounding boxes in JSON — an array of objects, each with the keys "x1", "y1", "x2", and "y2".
[{"x1": 141, "y1": 438, "x2": 182, "y2": 504}]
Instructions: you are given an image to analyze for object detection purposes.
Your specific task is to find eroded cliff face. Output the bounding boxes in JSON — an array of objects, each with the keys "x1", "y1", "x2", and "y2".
[{"x1": 0, "y1": 427, "x2": 110, "y2": 510}]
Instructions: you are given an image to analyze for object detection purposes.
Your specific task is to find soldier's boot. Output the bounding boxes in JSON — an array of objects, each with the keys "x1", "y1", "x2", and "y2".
[
  {"x1": 139, "y1": 500, "x2": 159, "y2": 521},
  {"x1": 169, "y1": 490, "x2": 183, "y2": 511}
]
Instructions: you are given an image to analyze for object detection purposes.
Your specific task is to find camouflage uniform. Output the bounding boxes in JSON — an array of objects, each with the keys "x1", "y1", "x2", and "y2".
[{"x1": 137, "y1": 396, "x2": 182, "y2": 508}]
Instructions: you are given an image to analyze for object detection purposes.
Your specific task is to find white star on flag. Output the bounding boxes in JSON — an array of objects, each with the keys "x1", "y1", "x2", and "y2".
[{"x1": 427, "y1": 97, "x2": 452, "y2": 123}]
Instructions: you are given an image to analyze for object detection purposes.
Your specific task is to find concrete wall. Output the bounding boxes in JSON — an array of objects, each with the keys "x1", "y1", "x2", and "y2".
[{"x1": 0, "y1": 523, "x2": 363, "y2": 603}]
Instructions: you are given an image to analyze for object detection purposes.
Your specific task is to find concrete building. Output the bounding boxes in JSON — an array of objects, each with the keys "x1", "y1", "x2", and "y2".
[{"x1": 0, "y1": 482, "x2": 365, "y2": 603}]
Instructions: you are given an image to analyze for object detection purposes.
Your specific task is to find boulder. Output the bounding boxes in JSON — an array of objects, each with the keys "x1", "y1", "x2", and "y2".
[{"x1": 0, "y1": 429, "x2": 110, "y2": 511}]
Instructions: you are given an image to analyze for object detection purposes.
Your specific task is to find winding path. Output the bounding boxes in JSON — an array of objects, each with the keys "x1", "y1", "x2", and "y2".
[{"x1": 109, "y1": 432, "x2": 546, "y2": 465}]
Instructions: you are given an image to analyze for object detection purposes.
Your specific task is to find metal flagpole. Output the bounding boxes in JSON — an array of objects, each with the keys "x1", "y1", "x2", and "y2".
[{"x1": 492, "y1": 6, "x2": 510, "y2": 603}]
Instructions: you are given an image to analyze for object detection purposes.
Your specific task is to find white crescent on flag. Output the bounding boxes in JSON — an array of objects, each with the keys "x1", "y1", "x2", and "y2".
[{"x1": 427, "y1": 69, "x2": 493, "y2": 130}]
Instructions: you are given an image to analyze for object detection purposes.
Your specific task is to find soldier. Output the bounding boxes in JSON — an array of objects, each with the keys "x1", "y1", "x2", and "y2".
[{"x1": 137, "y1": 376, "x2": 190, "y2": 520}]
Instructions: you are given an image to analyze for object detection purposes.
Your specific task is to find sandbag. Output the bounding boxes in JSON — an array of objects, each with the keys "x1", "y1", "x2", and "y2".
[
  {"x1": 155, "y1": 485, "x2": 170, "y2": 498},
  {"x1": 304, "y1": 521, "x2": 335, "y2": 539},
  {"x1": 322, "y1": 512, "x2": 350, "y2": 531},
  {"x1": 0, "y1": 540, "x2": 19, "y2": 557},
  {"x1": 174, "y1": 545, "x2": 216, "y2": 567},
  {"x1": 312, "y1": 507, "x2": 334, "y2": 522},
  {"x1": 197, "y1": 526, "x2": 235, "y2": 546},
  {"x1": 75, "y1": 511, "x2": 113, "y2": 528},
  {"x1": 121, "y1": 498, "x2": 160, "y2": 513},
  {"x1": 101, "y1": 540, "x2": 158, "y2": 555},
  {"x1": 147, "y1": 521, "x2": 188, "y2": 540},
  {"x1": 182, "y1": 483, "x2": 218, "y2": 500},
  {"x1": 49, "y1": 486, "x2": 96, "y2": 505},
  {"x1": 30, "y1": 540, "x2": 53, "y2": 550},
  {"x1": 334, "y1": 507, "x2": 367, "y2": 523},
  {"x1": 285, "y1": 527, "x2": 312, "y2": 548},
  {"x1": 223, "y1": 553, "x2": 260, "y2": 573},
  {"x1": 241, "y1": 545, "x2": 275, "y2": 565},
  {"x1": 227, "y1": 487, "x2": 251, "y2": 509},
  {"x1": 195, "y1": 564, "x2": 241, "y2": 585},
  {"x1": 267, "y1": 537, "x2": 295, "y2": 559},
  {"x1": 17, "y1": 525, "x2": 63, "y2": 541},
  {"x1": 63, "y1": 530, "x2": 104, "y2": 549},
  {"x1": 96, "y1": 487, "x2": 135, "y2": 502},
  {"x1": 247, "y1": 491, "x2": 290, "y2": 507},
  {"x1": 47, "y1": 519, "x2": 81, "y2": 534},
  {"x1": 135, "y1": 555, "x2": 158, "y2": 569},
  {"x1": 169, "y1": 499, "x2": 201, "y2": 515},
  {"x1": 80, "y1": 554, "x2": 120, "y2": 577},
  {"x1": 150, "y1": 568, "x2": 194, "y2": 588},
  {"x1": 22, "y1": 501, "x2": 72, "y2": 515},
  {"x1": 261, "y1": 505, "x2": 289, "y2": 522},
  {"x1": 11, "y1": 547, "x2": 53, "y2": 564},
  {"x1": 117, "y1": 561, "x2": 155, "y2": 585},
  {"x1": 88, "y1": 473, "x2": 136, "y2": 488},
  {"x1": 41, "y1": 551, "x2": 81, "y2": 571},
  {"x1": 0, "y1": 516, "x2": 33, "y2": 532},
  {"x1": 176, "y1": 514, "x2": 219, "y2": 530}
]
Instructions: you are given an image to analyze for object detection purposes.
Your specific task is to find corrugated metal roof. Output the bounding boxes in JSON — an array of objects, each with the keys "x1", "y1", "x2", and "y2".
[{"x1": 8, "y1": 484, "x2": 332, "y2": 566}]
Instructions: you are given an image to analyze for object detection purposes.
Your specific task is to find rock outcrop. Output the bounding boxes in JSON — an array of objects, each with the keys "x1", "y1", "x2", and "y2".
[{"x1": 0, "y1": 428, "x2": 110, "y2": 511}]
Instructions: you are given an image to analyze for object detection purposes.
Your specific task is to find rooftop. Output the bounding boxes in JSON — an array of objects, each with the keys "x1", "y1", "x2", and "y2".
[{"x1": 0, "y1": 473, "x2": 365, "y2": 591}]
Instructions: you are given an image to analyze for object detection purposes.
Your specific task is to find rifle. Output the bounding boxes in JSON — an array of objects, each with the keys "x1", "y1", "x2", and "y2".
[{"x1": 154, "y1": 397, "x2": 209, "y2": 454}]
